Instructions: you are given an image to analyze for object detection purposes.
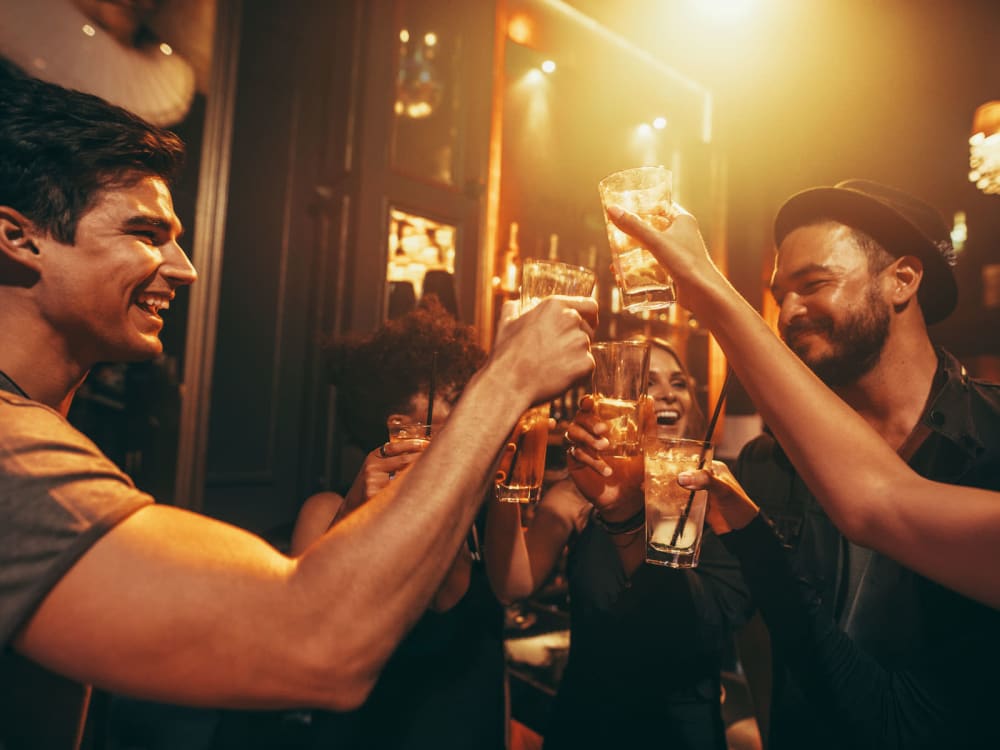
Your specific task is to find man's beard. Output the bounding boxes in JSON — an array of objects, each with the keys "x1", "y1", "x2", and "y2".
[{"x1": 783, "y1": 286, "x2": 891, "y2": 388}]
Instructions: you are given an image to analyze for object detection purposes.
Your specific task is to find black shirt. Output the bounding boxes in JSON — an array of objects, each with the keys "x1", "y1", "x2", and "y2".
[{"x1": 726, "y1": 349, "x2": 1000, "y2": 750}]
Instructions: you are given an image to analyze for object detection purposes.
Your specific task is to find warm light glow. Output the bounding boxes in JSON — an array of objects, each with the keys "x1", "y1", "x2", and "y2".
[
  {"x1": 951, "y1": 211, "x2": 967, "y2": 253},
  {"x1": 629, "y1": 124, "x2": 659, "y2": 166},
  {"x1": 508, "y1": 14, "x2": 533, "y2": 45},
  {"x1": 159, "y1": 42, "x2": 173, "y2": 56},
  {"x1": 970, "y1": 101, "x2": 1000, "y2": 195},
  {"x1": 510, "y1": 69, "x2": 553, "y2": 159},
  {"x1": 524, "y1": 68, "x2": 545, "y2": 85},
  {"x1": 652, "y1": 116, "x2": 667, "y2": 130},
  {"x1": 82, "y1": 24, "x2": 96, "y2": 36},
  {"x1": 691, "y1": 0, "x2": 755, "y2": 23},
  {"x1": 541, "y1": 59, "x2": 556, "y2": 74},
  {"x1": 399, "y1": 28, "x2": 410, "y2": 43},
  {"x1": 405, "y1": 101, "x2": 433, "y2": 119},
  {"x1": 424, "y1": 32, "x2": 437, "y2": 47}
]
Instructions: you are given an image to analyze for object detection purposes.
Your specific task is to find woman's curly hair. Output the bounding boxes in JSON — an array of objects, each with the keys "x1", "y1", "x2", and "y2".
[{"x1": 328, "y1": 296, "x2": 486, "y2": 450}]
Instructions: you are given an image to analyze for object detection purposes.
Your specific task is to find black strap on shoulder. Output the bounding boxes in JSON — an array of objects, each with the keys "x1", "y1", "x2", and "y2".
[{"x1": 0, "y1": 369, "x2": 28, "y2": 397}]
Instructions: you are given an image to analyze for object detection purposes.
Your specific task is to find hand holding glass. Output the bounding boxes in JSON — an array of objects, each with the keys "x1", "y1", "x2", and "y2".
[
  {"x1": 387, "y1": 415, "x2": 439, "y2": 444},
  {"x1": 589, "y1": 341, "x2": 651, "y2": 458},
  {"x1": 598, "y1": 166, "x2": 675, "y2": 313},
  {"x1": 495, "y1": 259, "x2": 596, "y2": 503},
  {"x1": 643, "y1": 437, "x2": 713, "y2": 568}
]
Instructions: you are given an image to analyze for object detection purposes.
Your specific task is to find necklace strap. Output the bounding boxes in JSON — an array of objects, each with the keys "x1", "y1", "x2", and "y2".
[{"x1": 0, "y1": 370, "x2": 28, "y2": 398}]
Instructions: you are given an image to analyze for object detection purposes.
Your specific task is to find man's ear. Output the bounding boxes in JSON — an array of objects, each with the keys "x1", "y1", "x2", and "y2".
[
  {"x1": 0, "y1": 207, "x2": 43, "y2": 286},
  {"x1": 887, "y1": 255, "x2": 923, "y2": 307}
]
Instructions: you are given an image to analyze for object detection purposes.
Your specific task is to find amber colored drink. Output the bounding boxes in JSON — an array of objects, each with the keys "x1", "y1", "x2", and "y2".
[
  {"x1": 595, "y1": 397, "x2": 643, "y2": 457},
  {"x1": 495, "y1": 404, "x2": 550, "y2": 504}
]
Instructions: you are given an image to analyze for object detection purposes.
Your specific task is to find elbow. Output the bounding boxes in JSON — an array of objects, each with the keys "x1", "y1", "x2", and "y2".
[
  {"x1": 300, "y1": 638, "x2": 382, "y2": 712},
  {"x1": 289, "y1": 609, "x2": 389, "y2": 711},
  {"x1": 489, "y1": 579, "x2": 533, "y2": 607},
  {"x1": 817, "y1": 474, "x2": 897, "y2": 549},
  {"x1": 323, "y1": 671, "x2": 378, "y2": 712}
]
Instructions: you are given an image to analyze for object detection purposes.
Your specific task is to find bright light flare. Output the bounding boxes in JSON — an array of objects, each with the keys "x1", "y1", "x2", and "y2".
[
  {"x1": 541, "y1": 59, "x2": 556, "y2": 74},
  {"x1": 524, "y1": 68, "x2": 545, "y2": 85},
  {"x1": 424, "y1": 32, "x2": 437, "y2": 47},
  {"x1": 652, "y1": 116, "x2": 667, "y2": 130},
  {"x1": 508, "y1": 14, "x2": 533, "y2": 45},
  {"x1": 692, "y1": 0, "x2": 755, "y2": 23}
]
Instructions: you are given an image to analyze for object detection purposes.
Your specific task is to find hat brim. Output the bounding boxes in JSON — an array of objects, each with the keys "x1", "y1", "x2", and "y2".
[{"x1": 774, "y1": 187, "x2": 957, "y2": 325}]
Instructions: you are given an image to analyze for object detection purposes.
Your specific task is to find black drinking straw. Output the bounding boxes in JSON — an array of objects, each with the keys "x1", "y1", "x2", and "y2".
[
  {"x1": 669, "y1": 367, "x2": 732, "y2": 546},
  {"x1": 425, "y1": 351, "x2": 438, "y2": 437}
]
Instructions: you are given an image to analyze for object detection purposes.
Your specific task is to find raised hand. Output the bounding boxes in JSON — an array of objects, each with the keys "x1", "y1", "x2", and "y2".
[
  {"x1": 677, "y1": 460, "x2": 760, "y2": 535},
  {"x1": 563, "y1": 395, "x2": 644, "y2": 521},
  {"x1": 606, "y1": 203, "x2": 729, "y2": 316},
  {"x1": 343, "y1": 438, "x2": 429, "y2": 513},
  {"x1": 491, "y1": 295, "x2": 597, "y2": 408}
]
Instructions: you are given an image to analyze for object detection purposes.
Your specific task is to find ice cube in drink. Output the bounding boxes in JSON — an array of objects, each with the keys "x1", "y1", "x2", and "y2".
[{"x1": 595, "y1": 397, "x2": 642, "y2": 457}]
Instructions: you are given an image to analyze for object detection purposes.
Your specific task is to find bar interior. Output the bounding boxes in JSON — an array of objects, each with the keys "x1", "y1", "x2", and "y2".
[{"x1": 2, "y1": 0, "x2": 999, "y2": 748}]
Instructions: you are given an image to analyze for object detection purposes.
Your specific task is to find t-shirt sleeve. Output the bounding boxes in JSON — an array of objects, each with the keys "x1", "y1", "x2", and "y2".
[{"x1": 0, "y1": 394, "x2": 153, "y2": 644}]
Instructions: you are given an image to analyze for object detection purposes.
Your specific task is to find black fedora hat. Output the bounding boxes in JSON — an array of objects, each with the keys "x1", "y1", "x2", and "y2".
[{"x1": 774, "y1": 179, "x2": 958, "y2": 325}]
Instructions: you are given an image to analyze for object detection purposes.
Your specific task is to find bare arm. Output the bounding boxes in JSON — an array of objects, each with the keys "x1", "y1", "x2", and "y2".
[
  {"x1": 608, "y1": 204, "x2": 1000, "y2": 609},
  {"x1": 291, "y1": 447, "x2": 468, "y2": 612},
  {"x1": 484, "y1": 481, "x2": 583, "y2": 604},
  {"x1": 15, "y1": 295, "x2": 597, "y2": 710}
]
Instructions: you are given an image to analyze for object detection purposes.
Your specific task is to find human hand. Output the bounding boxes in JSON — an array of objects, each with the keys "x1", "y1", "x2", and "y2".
[
  {"x1": 344, "y1": 438, "x2": 429, "y2": 512},
  {"x1": 677, "y1": 460, "x2": 759, "y2": 535},
  {"x1": 605, "y1": 203, "x2": 727, "y2": 315},
  {"x1": 491, "y1": 296, "x2": 597, "y2": 408},
  {"x1": 564, "y1": 395, "x2": 643, "y2": 521}
]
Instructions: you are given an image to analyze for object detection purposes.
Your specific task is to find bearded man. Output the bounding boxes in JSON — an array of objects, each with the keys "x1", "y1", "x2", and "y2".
[{"x1": 730, "y1": 180, "x2": 1000, "y2": 749}]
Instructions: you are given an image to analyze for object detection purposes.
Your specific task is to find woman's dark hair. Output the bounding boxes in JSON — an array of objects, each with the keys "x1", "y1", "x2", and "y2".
[
  {"x1": 329, "y1": 297, "x2": 486, "y2": 449},
  {"x1": 0, "y1": 73, "x2": 185, "y2": 244}
]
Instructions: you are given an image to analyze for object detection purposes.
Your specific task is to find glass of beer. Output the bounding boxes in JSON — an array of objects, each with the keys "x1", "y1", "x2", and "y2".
[
  {"x1": 643, "y1": 436, "x2": 713, "y2": 568},
  {"x1": 590, "y1": 341, "x2": 651, "y2": 457},
  {"x1": 495, "y1": 259, "x2": 596, "y2": 504},
  {"x1": 598, "y1": 166, "x2": 675, "y2": 313}
]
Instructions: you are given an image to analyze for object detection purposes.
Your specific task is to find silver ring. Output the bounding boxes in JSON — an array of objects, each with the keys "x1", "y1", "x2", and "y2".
[
  {"x1": 378, "y1": 443, "x2": 389, "y2": 458},
  {"x1": 388, "y1": 470, "x2": 396, "y2": 480},
  {"x1": 566, "y1": 445, "x2": 577, "y2": 461}
]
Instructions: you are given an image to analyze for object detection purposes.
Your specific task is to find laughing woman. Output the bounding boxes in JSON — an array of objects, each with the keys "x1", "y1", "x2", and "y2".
[{"x1": 484, "y1": 337, "x2": 752, "y2": 750}]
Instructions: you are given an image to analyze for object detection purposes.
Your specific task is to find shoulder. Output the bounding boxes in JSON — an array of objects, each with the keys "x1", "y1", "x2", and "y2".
[
  {"x1": 0, "y1": 391, "x2": 139, "y2": 489},
  {"x1": 939, "y1": 349, "x2": 1000, "y2": 409},
  {"x1": 0, "y1": 395, "x2": 152, "y2": 644}
]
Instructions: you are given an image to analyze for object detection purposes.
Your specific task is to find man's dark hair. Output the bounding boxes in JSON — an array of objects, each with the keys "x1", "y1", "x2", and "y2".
[
  {"x1": 0, "y1": 72, "x2": 185, "y2": 244},
  {"x1": 329, "y1": 297, "x2": 487, "y2": 450},
  {"x1": 847, "y1": 225, "x2": 896, "y2": 276}
]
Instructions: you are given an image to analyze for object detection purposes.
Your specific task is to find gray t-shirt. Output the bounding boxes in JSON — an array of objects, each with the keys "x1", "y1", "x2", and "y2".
[{"x1": 0, "y1": 389, "x2": 152, "y2": 747}]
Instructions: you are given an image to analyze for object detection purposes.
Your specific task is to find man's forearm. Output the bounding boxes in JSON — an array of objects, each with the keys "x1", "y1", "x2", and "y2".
[{"x1": 291, "y1": 361, "x2": 529, "y2": 699}]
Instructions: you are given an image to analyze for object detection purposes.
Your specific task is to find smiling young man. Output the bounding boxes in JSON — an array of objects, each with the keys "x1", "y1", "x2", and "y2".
[
  {"x1": 725, "y1": 180, "x2": 1000, "y2": 748},
  {"x1": 0, "y1": 74, "x2": 597, "y2": 748}
]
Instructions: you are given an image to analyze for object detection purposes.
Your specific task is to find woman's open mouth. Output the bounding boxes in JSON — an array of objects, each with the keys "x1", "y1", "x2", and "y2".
[{"x1": 656, "y1": 409, "x2": 681, "y2": 426}]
